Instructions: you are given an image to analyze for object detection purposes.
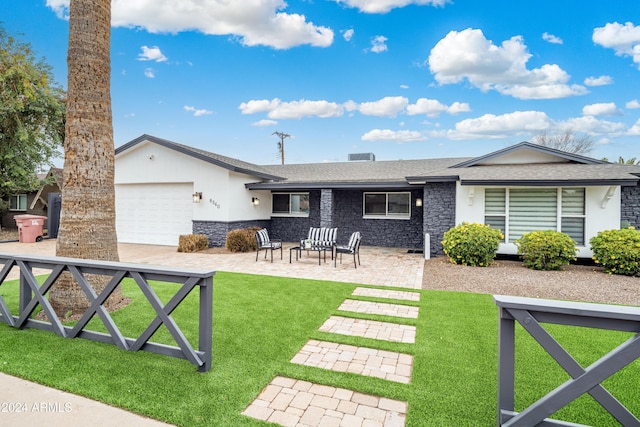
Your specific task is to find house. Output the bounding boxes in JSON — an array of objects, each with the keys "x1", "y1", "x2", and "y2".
[
  {"x1": 1, "y1": 167, "x2": 63, "y2": 232},
  {"x1": 114, "y1": 134, "x2": 640, "y2": 258}
]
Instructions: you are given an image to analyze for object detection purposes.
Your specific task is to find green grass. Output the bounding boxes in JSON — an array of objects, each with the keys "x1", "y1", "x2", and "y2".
[{"x1": 0, "y1": 273, "x2": 638, "y2": 426}]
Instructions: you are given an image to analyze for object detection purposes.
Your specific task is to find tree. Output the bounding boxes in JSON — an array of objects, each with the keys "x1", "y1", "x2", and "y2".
[
  {"x1": 531, "y1": 129, "x2": 594, "y2": 155},
  {"x1": 0, "y1": 26, "x2": 65, "y2": 211},
  {"x1": 50, "y1": 0, "x2": 122, "y2": 316}
]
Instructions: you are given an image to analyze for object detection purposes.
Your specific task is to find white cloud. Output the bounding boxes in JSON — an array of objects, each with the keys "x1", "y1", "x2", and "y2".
[
  {"x1": 626, "y1": 99, "x2": 640, "y2": 109},
  {"x1": 357, "y1": 96, "x2": 408, "y2": 117},
  {"x1": 144, "y1": 68, "x2": 155, "y2": 78},
  {"x1": 47, "y1": 0, "x2": 333, "y2": 50},
  {"x1": 582, "y1": 102, "x2": 622, "y2": 117},
  {"x1": 628, "y1": 119, "x2": 640, "y2": 135},
  {"x1": 400, "y1": 84, "x2": 409, "y2": 89},
  {"x1": 442, "y1": 111, "x2": 552, "y2": 140},
  {"x1": 239, "y1": 98, "x2": 343, "y2": 119},
  {"x1": 584, "y1": 75, "x2": 613, "y2": 86},
  {"x1": 184, "y1": 105, "x2": 213, "y2": 116},
  {"x1": 361, "y1": 129, "x2": 425, "y2": 142},
  {"x1": 558, "y1": 116, "x2": 626, "y2": 136},
  {"x1": 137, "y1": 46, "x2": 168, "y2": 62},
  {"x1": 428, "y1": 28, "x2": 587, "y2": 99},
  {"x1": 370, "y1": 35, "x2": 388, "y2": 53},
  {"x1": 542, "y1": 32, "x2": 563, "y2": 44},
  {"x1": 406, "y1": 98, "x2": 470, "y2": 117},
  {"x1": 342, "y1": 28, "x2": 354, "y2": 42},
  {"x1": 252, "y1": 119, "x2": 278, "y2": 126},
  {"x1": 333, "y1": 0, "x2": 449, "y2": 14},
  {"x1": 593, "y1": 22, "x2": 640, "y2": 68}
]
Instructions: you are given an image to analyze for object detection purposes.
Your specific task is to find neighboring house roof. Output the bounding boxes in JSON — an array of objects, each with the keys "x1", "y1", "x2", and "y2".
[
  {"x1": 115, "y1": 134, "x2": 285, "y2": 181},
  {"x1": 29, "y1": 167, "x2": 63, "y2": 210},
  {"x1": 117, "y1": 135, "x2": 640, "y2": 190}
]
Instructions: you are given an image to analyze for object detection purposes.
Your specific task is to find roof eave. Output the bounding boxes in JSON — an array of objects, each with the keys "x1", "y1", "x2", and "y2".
[
  {"x1": 460, "y1": 179, "x2": 638, "y2": 186},
  {"x1": 246, "y1": 181, "x2": 414, "y2": 190}
]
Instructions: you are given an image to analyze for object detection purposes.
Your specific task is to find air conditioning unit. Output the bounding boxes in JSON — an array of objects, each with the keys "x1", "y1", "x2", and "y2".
[{"x1": 348, "y1": 153, "x2": 376, "y2": 161}]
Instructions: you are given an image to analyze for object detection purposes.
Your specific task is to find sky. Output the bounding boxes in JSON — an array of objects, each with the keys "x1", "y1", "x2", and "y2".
[{"x1": 2, "y1": 0, "x2": 640, "y2": 165}]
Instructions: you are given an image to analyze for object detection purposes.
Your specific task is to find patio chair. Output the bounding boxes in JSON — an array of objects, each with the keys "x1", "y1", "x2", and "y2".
[
  {"x1": 255, "y1": 228, "x2": 282, "y2": 262},
  {"x1": 335, "y1": 231, "x2": 362, "y2": 268}
]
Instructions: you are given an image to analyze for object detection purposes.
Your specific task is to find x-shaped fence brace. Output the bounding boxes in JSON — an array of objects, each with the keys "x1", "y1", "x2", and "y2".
[
  {"x1": 494, "y1": 295, "x2": 640, "y2": 427},
  {"x1": 0, "y1": 253, "x2": 215, "y2": 372}
]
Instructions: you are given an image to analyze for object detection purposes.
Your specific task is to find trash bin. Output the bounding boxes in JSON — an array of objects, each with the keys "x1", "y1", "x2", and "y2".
[{"x1": 14, "y1": 214, "x2": 47, "y2": 243}]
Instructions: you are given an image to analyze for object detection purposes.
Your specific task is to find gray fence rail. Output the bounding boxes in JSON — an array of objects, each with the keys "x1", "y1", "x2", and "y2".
[
  {"x1": 494, "y1": 294, "x2": 640, "y2": 427},
  {"x1": 0, "y1": 253, "x2": 215, "y2": 372}
]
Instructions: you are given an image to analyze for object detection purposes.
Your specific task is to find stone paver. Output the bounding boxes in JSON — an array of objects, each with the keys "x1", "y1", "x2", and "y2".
[
  {"x1": 338, "y1": 299, "x2": 419, "y2": 319},
  {"x1": 319, "y1": 316, "x2": 416, "y2": 343},
  {"x1": 291, "y1": 340, "x2": 413, "y2": 384},
  {"x1": 242, "y1": 376, "x2": 407, "y2": 427},
  {"x1": 352, "y1": 287, "x2": 420, "y2": 302}
]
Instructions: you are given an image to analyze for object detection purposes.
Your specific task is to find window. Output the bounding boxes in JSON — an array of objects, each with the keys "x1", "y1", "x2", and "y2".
[
  {"x1": 363, "y1": 192, "x2": 410, "y2": 219},
  {"x1": 9, "y1": 194, "x2": 27, "y2": 211},
  {"x1": 272, "y1": 193, "x2": 309, "y2": 216},
  {"x1": 484, "y1": 187, "x2": 585, "y2": 245}
]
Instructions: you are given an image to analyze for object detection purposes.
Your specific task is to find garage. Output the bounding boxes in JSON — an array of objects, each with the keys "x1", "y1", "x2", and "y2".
[{"x1": 115, "y1": 183, "x2": 194, "y2": 246}]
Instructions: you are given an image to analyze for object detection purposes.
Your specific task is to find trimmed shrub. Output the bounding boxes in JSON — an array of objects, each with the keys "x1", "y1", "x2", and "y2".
[
  {"x1": 441, "y1": 222, "x2": 503, "y2": 267},
  {"x1": 590, "y1": 227, "x2": 640, "y2": 276},
  {"x1": 226, "y1": 227, "x2": 260, "y2": 253},
  {"x1": 515, "y1": 230, "x2": 577, "y2": 270},
  {"x1": 177, "y1": 234, "x2": 209, "y2": 253}
]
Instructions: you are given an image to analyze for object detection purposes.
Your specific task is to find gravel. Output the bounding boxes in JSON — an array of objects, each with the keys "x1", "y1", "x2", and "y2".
[{"x1": 423, "y1": 256, "x2": 640, "y2": 307}]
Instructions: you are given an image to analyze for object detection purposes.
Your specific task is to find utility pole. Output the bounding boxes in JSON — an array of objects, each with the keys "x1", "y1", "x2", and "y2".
[{"x1": 273, "y1": 131, "x2": 290, "y2": 165}]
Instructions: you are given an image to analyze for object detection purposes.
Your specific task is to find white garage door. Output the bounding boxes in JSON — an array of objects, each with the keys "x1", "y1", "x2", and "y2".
[{"x1": 116, "y1": 183, "x2": 193, "y2": 246}]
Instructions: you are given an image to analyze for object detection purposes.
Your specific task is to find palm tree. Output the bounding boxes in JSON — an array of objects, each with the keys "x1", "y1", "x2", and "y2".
[{"x1": 50, "y1": 0, "x2": 122, "y2": 316}]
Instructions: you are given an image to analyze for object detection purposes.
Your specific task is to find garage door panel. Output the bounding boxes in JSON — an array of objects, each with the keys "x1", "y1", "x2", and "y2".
[{"x1": 116, "y1": 183, "x2": 193, "y2": 246}]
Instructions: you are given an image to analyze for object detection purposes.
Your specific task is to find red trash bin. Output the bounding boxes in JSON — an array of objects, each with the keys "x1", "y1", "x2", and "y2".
[{"x1": 14, "y1": 214, "x2": 47, "y2": 243}]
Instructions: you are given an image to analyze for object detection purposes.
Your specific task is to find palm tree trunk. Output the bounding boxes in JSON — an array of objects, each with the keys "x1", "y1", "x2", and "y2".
[{"x1": 50, "y1": 0, "x2": 122, "y2": 316}]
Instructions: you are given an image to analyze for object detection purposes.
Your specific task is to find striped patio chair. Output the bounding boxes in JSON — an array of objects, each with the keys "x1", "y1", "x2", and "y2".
[
  {"x1": 255, "y1": 228, "x2": 282, "y2": 263},
  {"x1": 335, "y1": 231, "x2": 362, "y2": 268}
]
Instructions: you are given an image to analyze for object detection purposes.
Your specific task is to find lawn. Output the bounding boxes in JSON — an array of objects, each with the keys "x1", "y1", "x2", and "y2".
[{"x1": 0, "y1": 272, "x2": 638, "y2": 426}]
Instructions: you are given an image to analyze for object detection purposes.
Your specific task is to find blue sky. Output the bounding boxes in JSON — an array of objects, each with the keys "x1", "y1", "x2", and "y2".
[{"x1": 2, "y1": 0, "x2": 640, "y2": 165}]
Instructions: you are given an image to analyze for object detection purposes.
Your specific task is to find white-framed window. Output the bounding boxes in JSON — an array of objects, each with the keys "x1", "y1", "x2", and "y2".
[
  {"x1": 9, "y1": 194, "x2": 27, "y2": 211},
  {"x1": 363, "y1": 192, "x2": 411, "y2": 219},
  {"x1": 272, "y1": 193, "x2": 309, "y2": 216},
  {"x1": 484, "y1": 187, "x2": 585, "y2": 245}
]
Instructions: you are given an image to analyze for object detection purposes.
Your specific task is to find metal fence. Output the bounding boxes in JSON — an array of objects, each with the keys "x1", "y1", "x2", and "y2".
[
  {"x1": 494, "y1": 294, "x2": 640, "y2": 427},
  {"x1": 0, "y1": 253, "x2": 215, "y2": 372}
]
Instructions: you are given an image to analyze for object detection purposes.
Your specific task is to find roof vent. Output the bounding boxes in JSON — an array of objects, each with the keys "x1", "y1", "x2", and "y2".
[{"x1": 348, "y1": 153, "x2": 376, "y2": 162}]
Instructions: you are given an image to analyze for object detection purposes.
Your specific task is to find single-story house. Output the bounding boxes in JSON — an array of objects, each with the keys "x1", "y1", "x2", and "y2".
[
  {"x1": 114, "y1": 134, "x2": 640, "y2": 258},
  {"x1": 1, "y1": 167, "x2": 62, "y2": 232}
]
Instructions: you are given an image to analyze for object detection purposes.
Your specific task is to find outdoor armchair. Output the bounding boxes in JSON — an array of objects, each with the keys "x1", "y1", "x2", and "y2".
[
  {"x1": 335, "y1": 231, "x2": 362, "y2": 268},
  {"x1": 255, "y1": 228, "x2": 282, "y2": 263}
]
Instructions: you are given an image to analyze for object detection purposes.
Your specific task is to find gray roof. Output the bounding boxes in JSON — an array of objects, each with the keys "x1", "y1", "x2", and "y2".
[
  {"x1": 118, "y1": 135, "x2": 640, "y2": 189},
  {"x1": 116, "y1": 134, "x2": 285, "y2": 181}
]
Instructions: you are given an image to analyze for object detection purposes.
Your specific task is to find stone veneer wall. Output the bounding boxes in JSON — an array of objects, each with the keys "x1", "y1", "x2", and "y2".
[
  {"x1": 193, "y1": 219, "x2": 270, "y2": 247},
  {"x1": 423, "y1": 182, "x2": 456, "y2": 256},
  {"x1": 268, "y1": 190, "x2": 321, "y2": 243},
  {"x1": 621, "y1": 184, "x2": 640, "y2": 228},
  {"x1": 331, "y1": 189, "x2": 424, "y2": 248}
]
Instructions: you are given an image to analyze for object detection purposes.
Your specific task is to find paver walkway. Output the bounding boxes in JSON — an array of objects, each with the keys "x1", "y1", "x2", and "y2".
[
  {"x1": 318, "y1": 316, "x2": 416, "y2": 343},
  {"x1": 242, "y1": 376, "x2": 407, "y2": 427},
  {"x1": 351, "y1": 287, "x2": 420, "y2": 302},
  {"x1": 291, "y1": 340, "x2": 413, "y2": 383},
  {"x1": 338, "y1": 299, "x2": 420, "y2": 319}
]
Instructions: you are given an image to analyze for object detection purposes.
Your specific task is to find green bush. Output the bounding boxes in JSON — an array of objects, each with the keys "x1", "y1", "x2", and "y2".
[
  {"x1": 590, "y1": 227, "x2": 640, "y2": 276},
  {"x1": 515, "y1": 230, "x2": 577, "y2": 270},
  {"x1": 226, "y1": 227, "x2": 260, "y2": 252},
  {"x1": 441, "y1": 222, "x2": 503, "y2": 267}
]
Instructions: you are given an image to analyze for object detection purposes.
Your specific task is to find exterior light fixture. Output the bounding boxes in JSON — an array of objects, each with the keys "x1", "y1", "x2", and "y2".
[
  {"x1": 251, "y1": 197, "x2": 260, "y2": 206},
  {"x1": 415, "y1": 198, "x2": 423, "y2": 207},
  {"x1": 192, "y1": 192, "x2": 202, "y2": 203}
]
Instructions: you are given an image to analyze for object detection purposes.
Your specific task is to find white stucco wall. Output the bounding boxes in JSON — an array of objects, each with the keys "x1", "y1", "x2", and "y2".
[
  {"x1": 115, "y1": 140, "x2": 268, "y2": 223},
  {"x1": 455, "y1": 183, "x2": 621, "y2": 258}
]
